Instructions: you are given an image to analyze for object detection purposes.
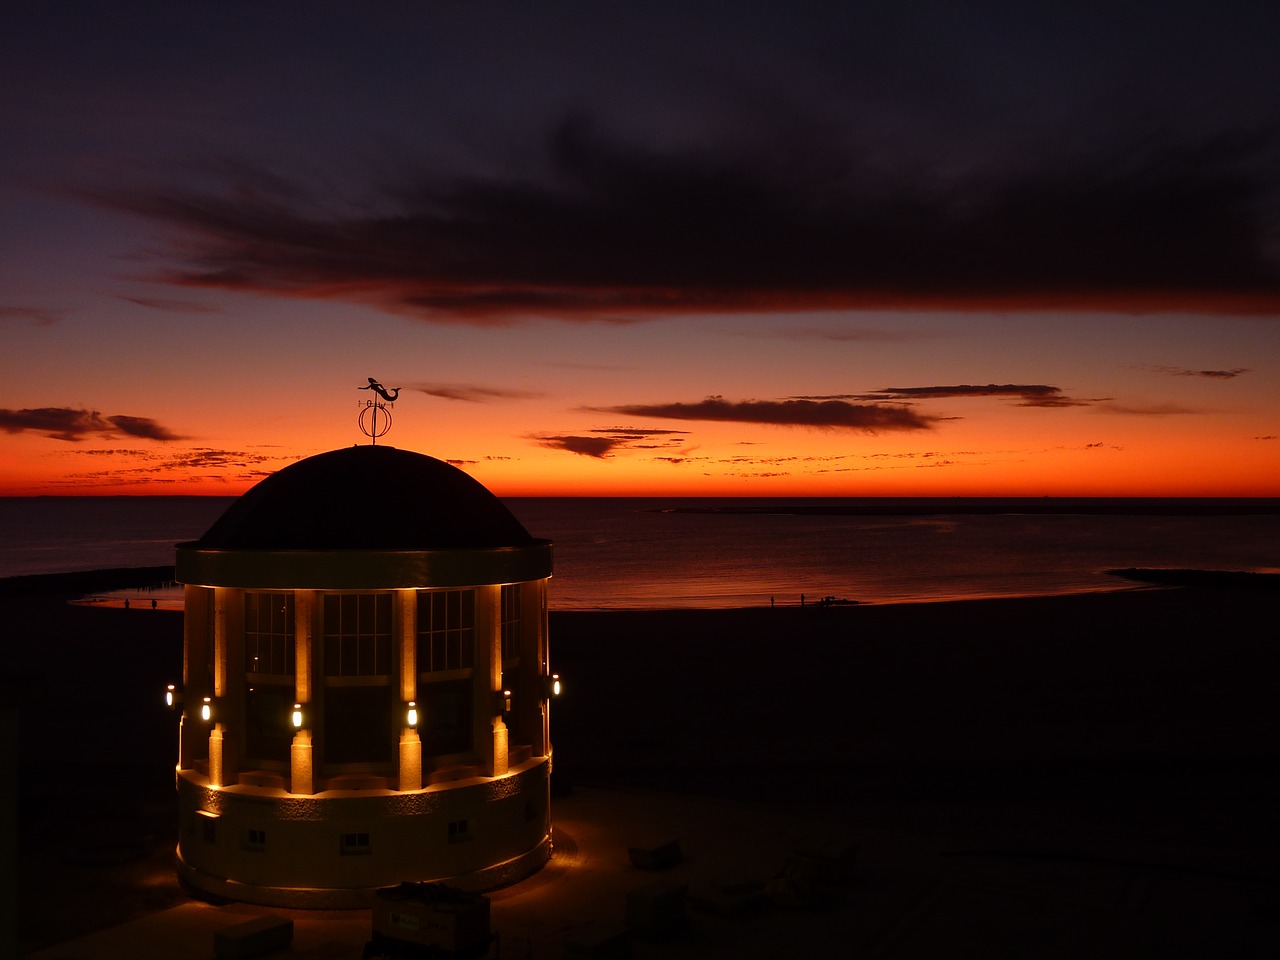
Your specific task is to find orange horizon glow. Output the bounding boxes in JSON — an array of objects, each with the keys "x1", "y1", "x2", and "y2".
[
  {"x1": 2, "y1": 428, "x2": 1275, "y2": 499},
  {"x1": 4, "y1": 308, "x2": 1278, "y2": 502}
]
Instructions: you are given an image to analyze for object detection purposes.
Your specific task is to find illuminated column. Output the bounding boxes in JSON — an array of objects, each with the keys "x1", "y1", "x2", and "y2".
[
  {"x1": 290, "y1": 591, "x2": 315, "y2": 795},
  {"x1": 180, "y1": 585, "x2": 210, "y2": 770},
  {"x1": 398, "y1": 591, "x2": 421, "y2": 790},
  {"x1": 211, "y1": 588, "x2": 243, "y2": 786},
  {"x1": 399, "y1": 727, "x2": 422, "y2": 791},
  {"x1": 521, "y1": 579, "x2": 550, "y2": 758},
  {"x1": 208, "y1": 724, "x2": 226, "y2": 788},
  {"x1": 290, "y1": 731, "x2": 314, "y2": 795},
  {"x1": 398, "y1": 590, "x2": 417, "y2": 702},
  {"x1": 475, "y1": 585, "x2": 507, "y2": 777},
  {"x1": 295, "y1": 590, "x2": 314, "y2": 703},
  {"x1": 491, "y1": 720, "x2": 509, "y2": 778}
]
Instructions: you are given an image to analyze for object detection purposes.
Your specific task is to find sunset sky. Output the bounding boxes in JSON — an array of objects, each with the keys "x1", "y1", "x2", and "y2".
[{"x1": 3, "y1": 2, "x2": 1278, "y2": 497}]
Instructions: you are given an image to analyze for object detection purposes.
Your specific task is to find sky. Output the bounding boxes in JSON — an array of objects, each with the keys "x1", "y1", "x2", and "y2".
[{"x1": 2, "y1": 1, "x2": 1278, "y2": 498}]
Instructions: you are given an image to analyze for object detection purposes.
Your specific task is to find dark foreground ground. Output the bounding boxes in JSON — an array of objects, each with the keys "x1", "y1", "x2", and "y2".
[{"x1": 3, "y1": 577, "x2": 1277, "y2": 956}]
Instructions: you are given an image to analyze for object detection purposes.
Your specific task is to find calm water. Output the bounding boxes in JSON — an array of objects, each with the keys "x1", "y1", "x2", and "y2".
[{"x1": 1, "y1": 496, "x2": 1277, "y2": 609}]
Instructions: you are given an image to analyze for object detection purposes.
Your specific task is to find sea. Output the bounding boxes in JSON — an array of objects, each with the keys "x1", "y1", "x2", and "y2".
[{"x1": 0, "y1": 496, "x2": 1277, "y2": 610}]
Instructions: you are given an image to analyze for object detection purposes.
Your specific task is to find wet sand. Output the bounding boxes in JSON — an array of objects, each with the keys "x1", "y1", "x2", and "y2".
[{"x1": 4, "y1": 576, "x2": 1278, "y2": 955}]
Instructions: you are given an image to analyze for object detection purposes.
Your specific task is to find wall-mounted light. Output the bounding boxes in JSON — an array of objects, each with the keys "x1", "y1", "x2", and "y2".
[
  {"x1": 494, "y1": 688, "x2": 512, "y2": 714},
  {"x1": 543, "y1": 673, "x2": 563, "y2": 698},
  {"x1": 199, "y1": 696, "x2": 216, "y2": 723},
  {"x1": 164, "y1": 683, "x2": 183, "y2": 710},
  {"x1": 404, "y1": 701, "x2": 419, "y2": 728},
  {"x1": 290, "y1": 702, "x2": 309, "y2": 730}
]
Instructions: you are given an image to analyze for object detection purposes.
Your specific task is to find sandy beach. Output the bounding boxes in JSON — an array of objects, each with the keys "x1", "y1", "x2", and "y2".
[{"x1": 4, "y1": 574, "x2": 1277, "y2": 956}]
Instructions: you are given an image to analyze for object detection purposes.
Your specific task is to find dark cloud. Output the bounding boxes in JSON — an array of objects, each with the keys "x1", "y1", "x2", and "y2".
[
  {"x1": 534, "y1": 435, "x2": 623, "y2": 458},
  {"x1": 1096, "y1": 401, "x2": 1201, "y2": 415},
  {"x1": 60, "y1": 447, "x2": 283, "y2": 487},
  {"x1": 654, "y1": 456, "x2": 709, "y2": 465},
  {"x1": 106, "y1": 415, "x2": 184, "y2": 440},
  {"x1": 0, "y1": 306, "x2": 60, "y2": 326},
  {"x1": 92, "y1": 118, "x2": 1280, "y2": 322},
  {"x1": 120, "y1": 296, "x2": 221, "y2": 313},
  {"x1": 416, "y1": 384, "x2": 541, "y2": 402},
  {"x1": 1145, "y1": 365, "x2": 1251, "y2": 379},
  {"x1": 768, "y1": 327, "x2": 942, "y2": 342},
  {"x1": 1, "y1": 407, "x2": 109, "y2": 441},
  {"x1": 0, "y1": 407, "x2": 185, "y2": 442},
  {"x1": 838, "y1": 384, "x2": 1101, "y2": 408},
  {"x1": 589, "y1": 427, "x2": 691, "y2": 437},
  {"x1": 534, "y1": 426, "x2": 691, "y2": 458},
  {"x1": 593, "y1": 396, "x2": 936, "y2": 431},
  {"x1": 855, "y1": 384, "x2": 1061, "y2": 400},
  {"x1": 158, "y1": 448, "x2": 269, "y2": 470}
]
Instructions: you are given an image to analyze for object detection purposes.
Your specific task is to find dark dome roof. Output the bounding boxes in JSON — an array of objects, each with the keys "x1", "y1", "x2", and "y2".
[{"x1": 194, "y1": 446, "x2": 535, "y2": 550}]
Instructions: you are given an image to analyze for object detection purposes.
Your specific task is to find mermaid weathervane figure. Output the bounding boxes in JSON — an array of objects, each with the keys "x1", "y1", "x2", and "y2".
[
  {"x1": 362, "y1": 377, "x2": 400, "y2": 403},
  {"x1": 358, "y1": 378, "x2": 399, "y2": 443}
]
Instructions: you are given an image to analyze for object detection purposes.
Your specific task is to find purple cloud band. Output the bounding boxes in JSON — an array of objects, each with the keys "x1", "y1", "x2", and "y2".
[{"x1": 92, "y1": 118, "x2": 1280, "y2": 322}]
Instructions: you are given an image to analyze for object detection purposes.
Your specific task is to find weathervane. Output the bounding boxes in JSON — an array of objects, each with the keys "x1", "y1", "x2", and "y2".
[{"x1": 358, "y1": 377, "x2": 400, "y2": 444}]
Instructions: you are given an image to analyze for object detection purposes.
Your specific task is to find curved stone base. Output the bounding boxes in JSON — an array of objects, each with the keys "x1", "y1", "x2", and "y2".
[
  {"x1": 177, "y1": 835, "x2": 552, "y2": 908},
  {"x1": 175, "y1": 757, "x2": 552, "y2": 907}
]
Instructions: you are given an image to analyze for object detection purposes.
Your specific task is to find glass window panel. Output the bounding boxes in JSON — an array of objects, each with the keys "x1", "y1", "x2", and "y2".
[
  {"x1": 244, "y1": 682, "x2": 293, "y2": 763},
  {"x1": 322, "y1": 594, "x2": 392, "y2": 678},
  {"x1": 420, "y1": 680, "x2": 473, "y2": 756},
  {"x1": 417, "y1": 590, "x2": 474, "y2": 676},
  {"x1": 324, "y1": 686, "x2": 394, "y2": 765},
  {"x1": 245, "y1": 593, "x2": 294, "y2": 676},
  {"x1": 341, "y1": 595, "x2": 357, "y2": 635}
]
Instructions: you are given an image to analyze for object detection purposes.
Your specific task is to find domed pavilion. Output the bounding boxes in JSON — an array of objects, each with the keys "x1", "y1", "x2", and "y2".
[{"x1": 171, "y1": 444, "x2": 555, "y2": 907}]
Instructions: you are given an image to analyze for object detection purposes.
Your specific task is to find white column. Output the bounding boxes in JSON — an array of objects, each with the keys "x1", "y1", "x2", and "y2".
[
  {"x1": 475, "y1": 585, "x2": 508, "y2": 777},
  {"x1": 398, "y1": 590, "x2": 422, "y2": 790},
  {"x1": 208, "y1": 588, "x2": 243, "y2": 786},
  {"x1": 289, "y1": 591, "x2": 316, "y2": 795}
]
